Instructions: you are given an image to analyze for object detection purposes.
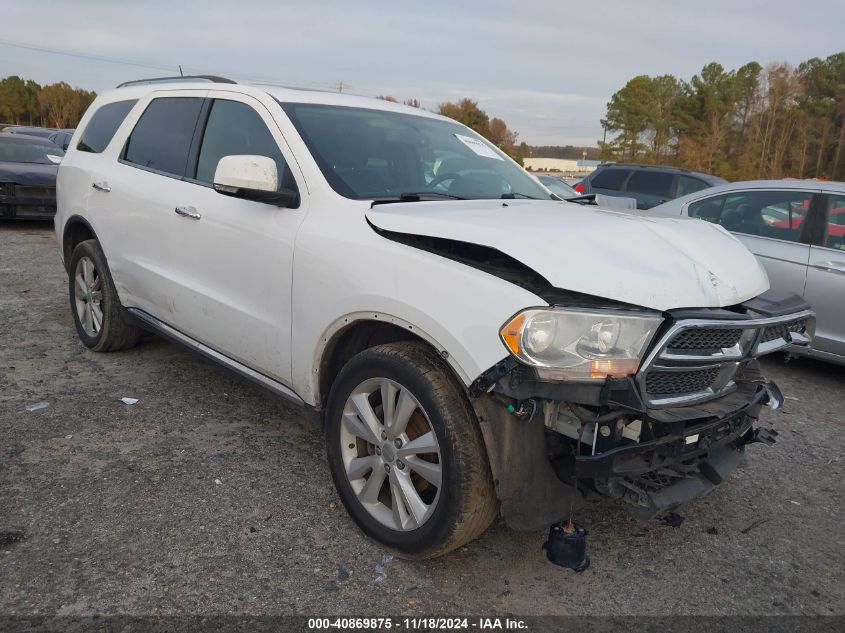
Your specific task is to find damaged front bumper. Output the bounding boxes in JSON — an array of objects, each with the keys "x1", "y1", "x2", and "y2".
[
  {"x1": 471, "y1": 292, "x2": 810, "y2": 529},
  {"x1": 545, "y1": 374, "x2": 783, "y2": 523},
  {"x1": 565, "y1": 381, "x2": 781, "y2": 521}
]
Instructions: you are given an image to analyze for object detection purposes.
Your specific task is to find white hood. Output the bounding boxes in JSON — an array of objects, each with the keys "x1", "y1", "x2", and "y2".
[{"x1": 366, "y1": 199, "x2": 769, "y2": 312}]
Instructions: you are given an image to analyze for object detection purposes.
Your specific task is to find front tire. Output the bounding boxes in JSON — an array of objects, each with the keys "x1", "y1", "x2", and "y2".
[
  {"x1": 68, "y1": 239, "x2": 141, "y2": 352},
  {"x1": 325, "y1": 342, "x2": 497, "y2": 558}
]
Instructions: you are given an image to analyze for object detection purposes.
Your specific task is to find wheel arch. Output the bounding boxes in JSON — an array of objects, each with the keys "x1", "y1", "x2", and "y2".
[
  {"x1": 315, "y1": 312, "x2": 470, "y2": 411},
  {"x1": 62, "y1": 215, "x2": 99, "y2": 273}
]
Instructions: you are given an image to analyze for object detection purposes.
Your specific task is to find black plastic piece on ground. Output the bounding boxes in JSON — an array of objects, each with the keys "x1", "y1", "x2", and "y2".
[
  {"x1": 543, "y1": 522, "x2": 590, "y2": 571},
  {"x1": 748, "y1": 427, "x2": 779, "y2": 445}
]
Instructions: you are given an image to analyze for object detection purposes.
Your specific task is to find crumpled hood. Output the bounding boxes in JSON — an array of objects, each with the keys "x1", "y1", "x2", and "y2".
[
  {"x1": 366, "y1": 199, "x2": 769, "y2": 311},
  {"x1": 0, "y1": 162, "x2": 58, "y2": 186}
]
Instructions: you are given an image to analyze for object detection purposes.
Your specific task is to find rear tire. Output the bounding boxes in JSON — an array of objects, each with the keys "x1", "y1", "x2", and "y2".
[
  {"x1": 325, "y1": 341, "x2": 497, "y2": 558},
  {"x1": 68, "y1": 239, "x2": 141, "y2": 352}
]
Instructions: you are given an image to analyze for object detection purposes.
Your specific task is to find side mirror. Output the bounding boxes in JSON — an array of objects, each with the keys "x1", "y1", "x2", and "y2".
[{"x1": 213, "y1": 155, "x2": 298, "y2": 207}]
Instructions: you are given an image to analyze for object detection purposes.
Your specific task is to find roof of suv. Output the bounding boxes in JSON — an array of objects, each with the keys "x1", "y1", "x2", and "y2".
[
  {"x1": 100, "y1": 76, "x2": 445, "y2": 122},
  {"x1": 592, "y1": 163, "x2": 724, "y2": 183}
]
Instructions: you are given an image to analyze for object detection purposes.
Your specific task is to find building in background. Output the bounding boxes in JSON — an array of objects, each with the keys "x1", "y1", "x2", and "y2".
[{"x1": 523, "y1": 158, "x2": 600, "y2": 177}]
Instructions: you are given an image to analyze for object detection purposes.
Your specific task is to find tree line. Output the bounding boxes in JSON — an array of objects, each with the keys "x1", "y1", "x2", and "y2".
[
  {"x1": 0, "y1": 75, "x2": 97, "y2": 129},
  {"x1": 600, "y1": 53, "x2": 845, "y2": 181},
  {"x1": 1, "y1": 75, "x2": 528, "y2": 163}
]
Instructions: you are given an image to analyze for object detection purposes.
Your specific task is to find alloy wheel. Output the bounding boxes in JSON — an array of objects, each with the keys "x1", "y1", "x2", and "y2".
[
  {"x1": 73, "y1": 255, "x2": 103, "y2": 337},
  {"x1": 339, "y1": 377, "x2": 442, "y2": 531}
]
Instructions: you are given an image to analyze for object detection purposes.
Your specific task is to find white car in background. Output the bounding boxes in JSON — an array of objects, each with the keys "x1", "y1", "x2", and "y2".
[
  {"x1": 54, "y1": 77, "x2": 814, "y2": 558},
  {"x1": 651, "y1": 180, "x2": 844, "y2": 365}
]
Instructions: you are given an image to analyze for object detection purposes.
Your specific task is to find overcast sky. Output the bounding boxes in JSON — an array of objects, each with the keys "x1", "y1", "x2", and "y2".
[{"x1": 2, "y1": 0, "x2": 843, "y2": 145}]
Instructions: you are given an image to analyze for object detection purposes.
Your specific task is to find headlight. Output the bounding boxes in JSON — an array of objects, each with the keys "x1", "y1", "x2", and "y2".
[{"x1": 500, "y1": 309, "x2": 663, "y2": 381}]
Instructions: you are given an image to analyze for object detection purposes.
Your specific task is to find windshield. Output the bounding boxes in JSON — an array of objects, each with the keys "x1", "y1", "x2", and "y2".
[
  {"x1": 537, "y1": 175, "x2": 577, "y2": 198},
  {"x1": 281, "y1": 103, "x2": 548, "y2": 201},
  {"x1": 0, "y1": 139, "x2": 64, "y2": 164}
]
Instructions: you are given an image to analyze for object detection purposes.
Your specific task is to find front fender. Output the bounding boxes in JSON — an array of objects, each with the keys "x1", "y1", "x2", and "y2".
[{"x1": 290, "y1": 211, "x2": 546, "y2": 407}]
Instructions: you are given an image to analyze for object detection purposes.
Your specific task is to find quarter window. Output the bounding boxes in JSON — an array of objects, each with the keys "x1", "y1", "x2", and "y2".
[
  {"x1": 688, "y1": 196, "x2": 724, "y2": 223},
  {"x1": 590, "y1": 168, "x2": 630, "y2": 191},
  {"x1": 712, "y1": 191, "x2": 812, "y2": 243},
  {"x1": 77, "y1": 99, "x2": 137, "y2": 153},
  {"x1": 195, "y1": 99, "x2": 295, "y2": 195},
  {"x1": 676, "y1": 175, "x2": 710, "y2": 197},
  {"x1": 625, "y1": 170, "x2": 674, "y2": 197},
  {"x1": 123, "y1": 97, "x2": 204, "y2": 177}
]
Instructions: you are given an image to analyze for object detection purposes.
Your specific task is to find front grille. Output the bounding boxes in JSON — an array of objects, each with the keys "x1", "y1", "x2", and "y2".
[
  {"x1": 0, "y1": 182, "x2": 56, "y2": 218},
  {"x1": 762, "y1": 319, "x2": 806, "y2": 343},
  {"x1": 639, "y1": 310, "x2": 813, "y2": 407},
  {"x1": 645, "y1": 367, "x2": 721, "y2": 397},
  {"x1": 666, "y1": 327, "x2": 743, "y2": 354}
]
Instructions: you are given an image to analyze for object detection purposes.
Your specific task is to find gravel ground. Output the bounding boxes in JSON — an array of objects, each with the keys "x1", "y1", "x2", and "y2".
[{"x1": 1, "y1": 223, "x2": 843, "y2": 616}]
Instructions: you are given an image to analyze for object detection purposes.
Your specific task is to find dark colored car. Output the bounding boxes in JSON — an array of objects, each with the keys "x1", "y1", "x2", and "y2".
[
  {"x1": 574, "y1": 163, "x2": 726, "y2": 210},
  {"x1": 0, "y1": 134, "x2": 64, "y2": 220},
  {"x1": 2, "y1": 126, "x2": 58, "y2": 140},
  {"x1": 48, "y1": 129, "x2": 75, "y2": 150}
]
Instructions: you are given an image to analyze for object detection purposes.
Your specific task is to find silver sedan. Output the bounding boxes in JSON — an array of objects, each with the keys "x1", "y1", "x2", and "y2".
[{"x1": 651, "y1": 180, "x2": 845, "y2": 365}]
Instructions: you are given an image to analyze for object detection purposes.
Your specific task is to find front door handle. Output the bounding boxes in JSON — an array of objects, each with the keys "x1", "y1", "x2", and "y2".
[
  {"x1": 174, "y1": 205, "x2": 201, "y2": 220},
  {"x1": 91, "y1": 181, "x2": 110, "y2": 192}
]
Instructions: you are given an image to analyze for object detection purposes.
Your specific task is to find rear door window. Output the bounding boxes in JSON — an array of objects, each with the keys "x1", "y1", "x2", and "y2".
[
  {"x1": 123, "y1": 97, "x2": 204, "y2": 177},
  {"x1": 715, "y1": 191, "x2": 813, "y2": 242},
  {"x1": 77, "y1": 99, "x2": 137, "y2": 153},
  {"x1": 590, "y1": 168, "x2": 631, "y2": 191},
  {"x1": 625, "y1": 170, "x2": 674, "y2": 197}
]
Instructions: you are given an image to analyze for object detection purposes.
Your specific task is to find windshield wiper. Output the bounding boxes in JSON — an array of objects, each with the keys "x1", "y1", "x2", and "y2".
[
  {"x1": 399, "y1": 191, "x2": 465, "y2": 200},
  {"x1": 371, "y1": 191, "x2": 466, "y2": 205},
  {"x1": 501, "y1": 192, "x2": 539, "y2": 199},
  {"x1": 563, "y1": 194, "x2": 597, "y2": 205}
]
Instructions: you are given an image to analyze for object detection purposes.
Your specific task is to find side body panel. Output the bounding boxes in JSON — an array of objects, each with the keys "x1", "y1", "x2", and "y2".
[
  {"x1": 733, "y1": 233, "x2": 811, "y2": 299},
  {"x1": 805, "y1": 187, "x2": 845, "y2": 359}
]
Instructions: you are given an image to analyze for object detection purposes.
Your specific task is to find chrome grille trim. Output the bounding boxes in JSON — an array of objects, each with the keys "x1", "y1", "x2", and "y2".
[{"x1": 638, "y1": 310, "x2": 815, "y2": 408}]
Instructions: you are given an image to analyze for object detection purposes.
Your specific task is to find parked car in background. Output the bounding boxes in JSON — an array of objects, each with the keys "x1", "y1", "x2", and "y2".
[
  {"x1": 574, "y1": 163, "x2": 726, "y2": 210},
  {"x1": 48, "y1": 129, "x2": 75, "y2": 150},
  {"x1": 2, "y1": 126, "x2": 57, "y2": 140},
  {"x1": 534, "y1": 173, "x2": 638, "y2": 209},
  {"x1": 0, "y1": 134, "x2": 64, "y2": 220},
  {"x1": 55, "y1": 77, "x2": 813, "y2": 557},
  {"x1": 535, "y1": 173, "x2": 578, "y2": 198},
  {"x1": 651, "y1": 180, "x2": 844, "y2": 365}
]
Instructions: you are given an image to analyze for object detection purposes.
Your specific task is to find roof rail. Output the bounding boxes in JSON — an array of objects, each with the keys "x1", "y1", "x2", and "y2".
[
  {"x1": 116, "y1": 75, "x2": 237, "y2": 88},
  {"x1": 601, "y1": 161, "x2": 693, "y2": 173}
]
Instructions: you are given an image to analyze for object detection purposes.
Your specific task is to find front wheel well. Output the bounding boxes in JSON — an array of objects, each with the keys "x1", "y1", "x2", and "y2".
[{"x1": 318, "y1": 319, "x2": 452, "y2": 409}]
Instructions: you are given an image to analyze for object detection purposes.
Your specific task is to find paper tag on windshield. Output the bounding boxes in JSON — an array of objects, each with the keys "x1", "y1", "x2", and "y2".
[
  {"x1": 46, "y1": 155, "x2": 62, "y2": 164},
  {"x1": 454, "y1": 134, "x2": 504, "y2": 161}
]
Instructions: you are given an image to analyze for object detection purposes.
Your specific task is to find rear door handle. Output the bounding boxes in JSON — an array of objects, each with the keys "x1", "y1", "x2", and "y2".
[
  {"x1": 814, "y1": 260, "x2": 845, "y2": 274},
  {"x1": 91, "y1": 181, "x2": 110, "y2": 192},
  {"x1": 174, "y1": 205, "x2": 201, "y2": 220}
]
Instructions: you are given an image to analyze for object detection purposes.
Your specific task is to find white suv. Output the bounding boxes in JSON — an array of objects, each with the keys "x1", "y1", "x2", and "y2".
[{"x1": 55, "y1": 76, "x2": 814, "y2": 558}]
